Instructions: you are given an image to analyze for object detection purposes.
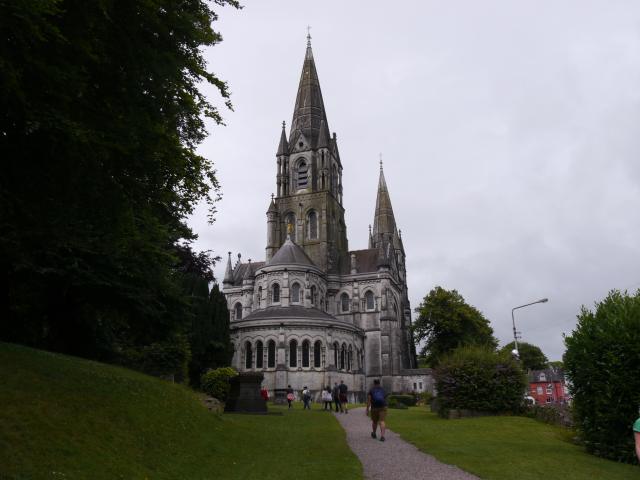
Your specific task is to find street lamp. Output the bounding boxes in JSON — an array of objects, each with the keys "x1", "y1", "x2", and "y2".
[{"x1": 511, "y1": 298, "x2": 548, "y2": 358}]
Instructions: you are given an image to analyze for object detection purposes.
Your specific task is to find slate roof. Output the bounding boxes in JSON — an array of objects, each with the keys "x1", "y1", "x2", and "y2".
[
  {"x1": 528, "y1": 368, "x2": 565, "y2": 383},
  {"x1": 228, "y1": 261, "x2": 266, "y2": 287},
  {"x1": 350, "y1": 248, "x2": 379, "y2": 273},
  {"x1": 267, "y1": 237, "x2": 316, "y2": 267}
]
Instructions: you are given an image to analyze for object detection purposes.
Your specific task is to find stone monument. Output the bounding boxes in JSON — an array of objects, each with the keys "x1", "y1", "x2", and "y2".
[{"x1": 224, "y1": 373, "x2": 267, "y2": 414}]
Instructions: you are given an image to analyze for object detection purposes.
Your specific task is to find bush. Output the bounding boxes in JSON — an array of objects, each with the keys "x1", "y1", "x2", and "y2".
[
  {"x1": 564, "y1": 290, "x2": 640, "y2": 464},
  {"x1": 418, "y1": 391, "x2": 434, "y2": 406},
  {"x1": 388, "y1": 394, "x2": 417, "y2": 407},
  {"x1": 201, "y1": 367, "x2": 238, "y2": 401},
  {"x1": 387, "y1": 397, "x2": 408, "y2": 409},
  {"x1": 433, "y1": 345, "x2": 526, "y2": 418},
  {"x1": 120, "y1": 334, "x2": 191, "y2": 382},
  {"x1": 523, "y1": 404, "x2": 573, "y2": 428}
]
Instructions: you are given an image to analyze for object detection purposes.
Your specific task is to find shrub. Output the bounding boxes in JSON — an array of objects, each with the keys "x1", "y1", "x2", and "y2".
[
  {"x1": 564, "y1": 290, "x2": 640, "y2": 464},
  {"x1": 201, "y1": 367, "x2": 238, "y2": 401},
  {"x1": 387, "y1": 397, "x2": 408, "y2": 409},
  {"x1": 418, "y1": 391, "x2": 434, "y2": 406},
  {"x1": 120, "y1": 334, "x2": 191, "y2": 382},
  {"x1": 433, "y1": 345, "x2": 526, "y2": 418},
  {"x1": 388, "y1": 394, "x2": 417, "y2": 407}
]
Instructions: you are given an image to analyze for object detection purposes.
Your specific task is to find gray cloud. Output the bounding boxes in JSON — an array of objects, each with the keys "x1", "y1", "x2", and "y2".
[{"x1": 190, "y1": 1, "x2": 640, "y2": 360}]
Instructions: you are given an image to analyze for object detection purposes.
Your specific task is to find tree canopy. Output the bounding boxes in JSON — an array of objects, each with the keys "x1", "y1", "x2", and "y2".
[
  {"x1": 413, "y1": 286, "x2": 497, "y2": 366},
  {"x1": 0, "y1": 0, "x2": 239, "y2": 368},
  {"x1": 499, "y1": 341, "x2": 548, "y2": 371}
]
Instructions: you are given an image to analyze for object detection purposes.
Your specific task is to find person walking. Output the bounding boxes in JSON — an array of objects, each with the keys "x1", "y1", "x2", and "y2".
[
  {"x1": 339, "y1": 379, "x2": 349, "y2": 414},
  {"x1": 302, "y1": 386, "x2": 311, "y2": 410},
  {"x1": 286, "y1": 385, "x2": 294, "y2": 409},
  {"x1": 322, "y1": 386, "x2": 332, "y2": 411},
  {"x1": 332, "y1": 382, "x2": 341, "y2": 413},
  {"x1": 366, "y1": 379, "x2": 387, "y2": 442}
]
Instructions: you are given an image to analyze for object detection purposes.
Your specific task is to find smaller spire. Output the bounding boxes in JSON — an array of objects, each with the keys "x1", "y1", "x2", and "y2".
[
  {"x1": 277, "y1": 121, "x2": 289, "y2": 156},
  {"x1": 223, "y1": 251, "x2": 234, "y2": 286}
]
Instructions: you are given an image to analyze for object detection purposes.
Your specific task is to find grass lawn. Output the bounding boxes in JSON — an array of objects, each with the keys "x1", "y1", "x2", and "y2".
[
  {"x1": 0, "y1": 342, "x2": 362, "y2": 479},
  {"x1": 387, "y1": 407, "x2": 638, "y2": 480}
]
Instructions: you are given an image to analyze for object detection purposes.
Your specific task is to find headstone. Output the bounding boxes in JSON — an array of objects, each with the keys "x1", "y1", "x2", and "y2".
[
  {"x1": 224, "y1": 373, "x2": 268, "y2": 414},
  {"x1": 272, "y1": 388, "x2": 289, "y2": 405}
]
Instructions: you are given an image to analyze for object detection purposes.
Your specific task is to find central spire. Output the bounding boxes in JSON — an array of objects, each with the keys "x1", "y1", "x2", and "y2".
[
  {"x1": 289, "y1": 34, "x2": 330, "y2": 149},
  {"x1": 372, "y1": 162, "x2": 397, "y2": 240}
]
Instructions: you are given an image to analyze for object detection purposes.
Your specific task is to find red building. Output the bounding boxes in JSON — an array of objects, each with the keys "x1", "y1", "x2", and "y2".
[{"x1": 527, "y1": 368, "x2": 570, "y2": 405}]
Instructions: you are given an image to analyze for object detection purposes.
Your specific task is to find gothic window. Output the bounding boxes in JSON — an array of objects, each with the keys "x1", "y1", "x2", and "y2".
[
  {"x1": 340, "y1": 343, "x2": 346, "y2": 370},
  {"x1": 289, "y1": 340, "x2": 298, "y2": 368},
  {"x1": 285, "y1": 213, "x2": 296, "y2": 242},
  {"x1": 365, "y1": 290, "x2": 375, "y2": 310},
  {"x1": 348, "y1": 345, "x2": 353, "y2": 371},
  {"x1": 267, "y1": 340, "x2": 276, "y2": 368},
  {"x1": 302, "y1": 340, "x2": 310, "y2": 368},
  {"x1": 314, "y1": 340, "x2": 322, "y2": 368},
  {"x1": 257, "y1": 286, "x2": 262, "y2": 307},
  {"x1": 307, "y1": 210, "x2": 318, "y2": 240},
  {"x1": 297, "y1": 159, "x2": 308, "y2": 189},
  {"x1": 256, "y1": 341, "x2": 264, "y2": 369},
  {"x1": 234, "y1": 302, "x2": 242, "y2": 320},
  {"x1": 291, "y1": 282, "x2": 301, "y2": 303},
  {"x1": 340, "y1": 293, "x2": 350, "y2": 313},
  {"x1": 310, "y1": 285, "x2": 317, "y2": 305},
  {"x1": 272, "y1": 283, "x2": 280, "y2": 303},
  {"x1": 333, "y1": 341, "x2": 339, "y2": 366},
  {"x1": 245, "y1": 341, "x2": 252, "y2": 369}
]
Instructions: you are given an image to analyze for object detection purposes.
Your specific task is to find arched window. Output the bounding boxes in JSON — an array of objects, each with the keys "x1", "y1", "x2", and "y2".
[
  {"x1": 285, "y1": 213, "x2": 296, "y2": 242},
  {"x1": 348, "y1": 345, "x2": 353, "y2": 371},
  {"x1": 297, "y1": 159, "x2": 308, "y2": 189},
  {"x1": 365, "y1": 290, "x2": 375, "y2": 310},
  {"x1": 256, "y1": 341, "x2": 263, "y2": 369},
  {"x1": 257, "y1": 286, "x2": 262, "y2": 307},
  {"x1": 289, "y1": 340, "x2": 298, "y2": 368},
  {"x1": 314, "y1": 340, "x2": 322, "y2": 368},
  {"x1": 340, "y1": 293, "x2": 350, "y2": 313},
  {"x1": 291, "y1": 282, "x2": 301, "y2": 303},
  {"x1": 340, "y1": 344, "x2": 346, "y2": 370},
  {"x1": 245, "y1": 341, "x2": 253, "y2": 369},
  {"x1": 333, "y1": 341, "x2": 339, "y2": 367},
  {"x1": 307, "y1": 210, "x2": 318, "y2": 239},
  {"x1": 272, "y1": 283, "x2": 280, "y2": 303},
  {"x1": 234, "y1": 302, "x2": 243, "y2": 320},
  {"x1": 310, "y1": 285, "x2": 317, "y2": 305},
  {"x1": 302, "y1": 340, "x2": 310, "y2": 367}
]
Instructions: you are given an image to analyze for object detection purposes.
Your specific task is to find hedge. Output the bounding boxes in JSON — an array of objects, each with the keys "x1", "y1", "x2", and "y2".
[{"x1": 201, "y1": 367, "x2": 238, "y2": 401}]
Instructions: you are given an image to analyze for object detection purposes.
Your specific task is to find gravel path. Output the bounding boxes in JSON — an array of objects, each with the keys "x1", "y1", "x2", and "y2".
[{"x1": 333, "y1": 407, "x2": 479, "y2": 480}]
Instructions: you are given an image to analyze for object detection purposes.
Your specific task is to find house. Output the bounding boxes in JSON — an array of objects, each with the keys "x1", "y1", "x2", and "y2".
[{"x1": 528, "y1": 368, "x2": 570, "y2": 405}]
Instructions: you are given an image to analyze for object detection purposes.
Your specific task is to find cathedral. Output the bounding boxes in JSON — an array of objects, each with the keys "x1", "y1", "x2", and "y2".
[{"x1": 222, "y1": 36, "x2": 431, "y2": 400}]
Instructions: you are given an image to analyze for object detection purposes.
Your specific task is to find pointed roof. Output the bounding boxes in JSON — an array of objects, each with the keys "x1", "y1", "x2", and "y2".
[
  {"x1": 289, "y1": 36, "x2": 331, "y2": 149},
  {"x1": 268, "y1": 236, "x2": 316, "y2": 267},
  {"x1": 372, "y1": 162, "x2": 397, "y2": 239},
  {"x1": 223, "y1": 252, "x2": 234, "y2": 285},
  {"x1": 277, "y1": 121, "x2": 289, "y2": 156}
]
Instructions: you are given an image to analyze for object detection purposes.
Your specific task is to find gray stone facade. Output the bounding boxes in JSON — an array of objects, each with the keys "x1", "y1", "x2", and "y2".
[{"x1": 223, "y1": 36, "x2": 431, "y2": 400}]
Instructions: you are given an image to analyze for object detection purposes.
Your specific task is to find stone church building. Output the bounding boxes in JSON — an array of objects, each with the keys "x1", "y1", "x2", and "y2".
[{"x1": 222, "y1": 37, "x2": 432, "y2": 401}]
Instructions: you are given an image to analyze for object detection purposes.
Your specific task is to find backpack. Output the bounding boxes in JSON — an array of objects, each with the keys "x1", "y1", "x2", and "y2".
[{"x1": 371, "y1": 387, "x2": 386, "y2": 407}]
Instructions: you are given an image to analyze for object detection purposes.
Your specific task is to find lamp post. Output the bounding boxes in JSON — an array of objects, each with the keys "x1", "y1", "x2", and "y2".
[{"x1": 511, "y1": 298, "x2": 548, "y2": 358}]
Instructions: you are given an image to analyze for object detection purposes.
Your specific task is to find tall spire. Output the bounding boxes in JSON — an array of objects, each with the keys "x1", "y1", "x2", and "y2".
[
  {"x1": 223, "y1": 251, "x2": 234, "y2": 286},
  {"x1": 289, "y1": 33, "x2": 330, "y2": 149},
  {"x1": 372, "y1": 161, "x2": 397, "y2": 241}
]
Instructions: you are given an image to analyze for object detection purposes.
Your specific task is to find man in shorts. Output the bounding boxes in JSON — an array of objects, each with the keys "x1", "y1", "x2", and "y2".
[
  {"x1": 339, "y1": 379, "x2": 349, "y2": 414},
  {"x1": 366, "y1": 379, "x2": 387, "y2": 442}
]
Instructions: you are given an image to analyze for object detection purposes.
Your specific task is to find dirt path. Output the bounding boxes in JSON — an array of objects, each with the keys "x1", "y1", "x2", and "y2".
[{"x1": 333, "y1": 407, "x2": 479, "y2": 480}]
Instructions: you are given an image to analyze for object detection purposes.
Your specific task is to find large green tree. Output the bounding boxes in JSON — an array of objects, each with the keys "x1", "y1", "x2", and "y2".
[
  {"x1": 499, "y1": 341, "x2": 548, "y2": 371},
  {"x1": 413, "y1": 286, "x2": 497, "y2": 365},
  {"x1": 564, "y1": 290, "x2": 640, "y2": 464},
  {"x1": 0, "y1": 0, "x2": 239, "y2": 360}
]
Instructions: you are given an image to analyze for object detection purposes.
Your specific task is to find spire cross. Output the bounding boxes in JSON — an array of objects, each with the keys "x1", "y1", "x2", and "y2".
[
  {"x1": 282, "y1": 120, "x2": 286, "y2": 129},
  {"x1": 271, "y1": 193, "x2": 274, "y2": 201},
  {"x1": 306, "y1": 26, "x2": 312, "y2": 46},
  {"x1": 379, "y1": 153, "x2": 383, "y2": 170}
]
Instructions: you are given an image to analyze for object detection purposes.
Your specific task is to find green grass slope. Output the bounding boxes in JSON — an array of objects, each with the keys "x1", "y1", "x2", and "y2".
[
  {"x1": 0, "y1": 343, "x2": 361, "y2": 479},
  {"x1": 388, "y1": 408, "x2": 638, "y2": 480}
]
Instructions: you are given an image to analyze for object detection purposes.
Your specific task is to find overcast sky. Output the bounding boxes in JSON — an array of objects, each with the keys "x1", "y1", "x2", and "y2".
[{"x1": 189, "y1": 1, "x2": 640, "y2": 361}]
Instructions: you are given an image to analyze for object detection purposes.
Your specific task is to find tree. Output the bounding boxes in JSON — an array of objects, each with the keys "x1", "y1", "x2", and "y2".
[
  {"x1": 564, "y1": 290, "x2": 640, "y2": 464},
  {"x1": 413, "y1": 286, "x2": 497, "y2": 366},
  {"x1": 0, "y1": 1, "x2": 239, "y2": 360},
  {"x1": 499, "y1": 341, "x2": 548, "y2": 371}
]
